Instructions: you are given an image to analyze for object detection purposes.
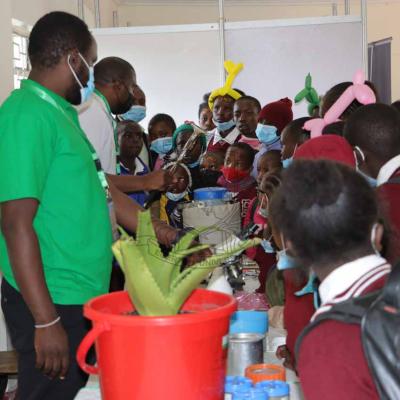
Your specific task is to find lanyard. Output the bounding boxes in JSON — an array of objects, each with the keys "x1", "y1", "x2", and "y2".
[
  {"x1": 25, "y1": 84, "x2": 110, "y2": 196},
  {"x1": 94, "y1": 89, "x2": 121, "y2": 175}
]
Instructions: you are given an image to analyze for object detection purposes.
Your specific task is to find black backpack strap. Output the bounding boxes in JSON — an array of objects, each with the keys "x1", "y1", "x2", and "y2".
[
  {"x1": 379, "y1": 260, "x2": 400, "y2": 307},
  {"x1": 295, "y1": 291, "x2": 379, "y2": 360}
]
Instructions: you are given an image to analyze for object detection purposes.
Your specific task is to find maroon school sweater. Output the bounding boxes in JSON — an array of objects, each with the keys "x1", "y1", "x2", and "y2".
[
  {"x1": 376, "y1": 169, "x2": 400, "y2": 263},
  {"x1": 297, "y1": 272, "x2": 388, "y2": 400},
  {"x1": 283, "y1": 271, "x2": 315, "y2": 360}
]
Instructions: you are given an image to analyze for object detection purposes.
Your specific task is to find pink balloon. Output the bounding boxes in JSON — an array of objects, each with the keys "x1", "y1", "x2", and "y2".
[{"x1": 303, "y1": 69, "x2": 376, "y2": 138}]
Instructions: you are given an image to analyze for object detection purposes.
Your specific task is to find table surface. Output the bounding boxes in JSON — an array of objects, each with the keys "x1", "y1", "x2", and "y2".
[{"x1": 75, "y1": 327, "x2": 304, "y2": 400}]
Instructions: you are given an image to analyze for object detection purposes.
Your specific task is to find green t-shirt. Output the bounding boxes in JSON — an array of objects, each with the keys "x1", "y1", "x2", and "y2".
[{"x1": 0, "y1": 79, "x2": 113, "y2": 305}]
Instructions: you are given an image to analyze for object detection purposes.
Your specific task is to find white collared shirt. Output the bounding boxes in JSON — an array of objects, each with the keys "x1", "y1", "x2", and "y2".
[
  {"x1": 377, "y1": 154, "x2": 400, "y2": 186},
  {"x1": 208, "y1": 127, "x2": 241, "y2": 146},
  {"x1": 312, "y1": 254, "x2": 390, "y2": 321},
  {"x1": 78, "y1": 93, "x2": 117, "y2": 174}
]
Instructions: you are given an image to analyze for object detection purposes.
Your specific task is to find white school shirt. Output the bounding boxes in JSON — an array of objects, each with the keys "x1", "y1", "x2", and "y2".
[
  {"x1": 312, "y1": 254, "x2": 390, "y2": 321},
  {"x1": 78, "y1": 92, "x2": 117, "y2": 175},
  {"x1": 377, "y1": 154, "x2": 400, "y2": 186},
  {"x1": 207, "y1": 126, "x2": 241, "y2": 146}
]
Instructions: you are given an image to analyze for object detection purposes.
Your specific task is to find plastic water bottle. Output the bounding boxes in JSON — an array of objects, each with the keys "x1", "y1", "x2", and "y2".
[
  {"x1": 225, "y1": 376, "x2": 252, "y2": 400},
  {"x1": 256, "y1": 380, "x2": 290, "y2": 400},
  {"x1": 233, "y1": 387, "x2": 268, "y2": 399}
]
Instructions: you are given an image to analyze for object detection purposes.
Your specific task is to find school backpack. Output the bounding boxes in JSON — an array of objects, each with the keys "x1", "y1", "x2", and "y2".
[{"x1": 296, "y1": 262, "x2": 400, "y2": 400}]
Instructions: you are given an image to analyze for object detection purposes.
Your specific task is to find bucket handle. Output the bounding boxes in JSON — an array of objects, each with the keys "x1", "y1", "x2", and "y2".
[{"x1": 76, "y1": 321, "x2": 111, "y2": 375}]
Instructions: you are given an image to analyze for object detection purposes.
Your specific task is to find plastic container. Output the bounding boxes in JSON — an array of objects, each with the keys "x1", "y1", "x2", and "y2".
[
  {"x1": 193, "y1": 187, "x2": 228, "y2": 202},
  {"x1": 230, "y1": 311, "x2": 269, "y2": 335},
  {"x1": 256, "y1": 380, "x2": 290, "y2": 400},
  {"x1": 225, "y1": 376, "x2": 252, "y2": 400},
  {"x1": 233, "y1": 387, "x2": 268, "y2": 399},
  {"x1": 182, "y1": 202, "x2": 241, "y2": 245},
  {"x1": 76, "y1": 289, "x2": 236, "y2": 400},
  {"x1": 245, "y1": 364, "x2": 286, "y2": 384}
]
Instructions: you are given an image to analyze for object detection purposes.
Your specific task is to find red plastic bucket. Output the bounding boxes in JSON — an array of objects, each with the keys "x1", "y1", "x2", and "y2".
[{"x1": 77, "y1": 289, "x2": 236, "y2": 400}]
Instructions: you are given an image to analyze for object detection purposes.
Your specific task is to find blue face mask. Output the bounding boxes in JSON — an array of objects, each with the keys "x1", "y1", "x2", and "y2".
[
  {"x1": 282, "y1": 157, "x2": 293, "y2": 169},
  {"x1": 261, "y1": 239, "x2": 275, "y2": 254},
  {"x1": 213, "y1": 119, "x2": 236, "y2": 132},
  {"x1": 358, "y1": 169, "x2": 377, "y2": 188},
  {"x1": 68, "y1": 53, "x2": 95, "y2": 104},
  {"x1": 255, "y1": 123, "x2": 278, "y2": 144},
  {"x1": 120, "y1": 105, "x2": 146, "y2": 123},
  {"x1": 295, "y1": 272, "x2": 320, "y2": 309},
  {"x1": 276, "y1": 249, "x2": 297, "y2": 270},
  {"x1": 150, "y1": 137, "x2": 173, "y2": 155},
  {"x1": 166, "y1": 191, "x2": 187, "y2": 202}
]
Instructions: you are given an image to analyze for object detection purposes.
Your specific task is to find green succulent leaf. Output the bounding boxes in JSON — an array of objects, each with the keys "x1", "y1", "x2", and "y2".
[
  {"x1": 113, "y1": 210, "x2": 260, "y2": 316},
  {"x1": 120, "y1": 238, "x2": 173, "y2": 316},
  {"x1": 168, "y1": 238, "x2": 260, "y2": 313}
]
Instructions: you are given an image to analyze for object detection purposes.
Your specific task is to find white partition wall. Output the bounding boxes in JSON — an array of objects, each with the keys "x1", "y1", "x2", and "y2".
[
  {"x1": 93, "y1": 24, "x2": 221, "y2": 126},
  {"x1": 92, "y1": 15, "x2": 363, "y2": 123},
  {"x1": 225, "y1": 16, "x2": 363, "y2": 116}
]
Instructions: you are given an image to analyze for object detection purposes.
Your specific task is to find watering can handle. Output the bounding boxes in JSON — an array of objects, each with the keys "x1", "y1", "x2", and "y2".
[{"x1": 76, "y1": 321, "x2": 110, "y2": 375}]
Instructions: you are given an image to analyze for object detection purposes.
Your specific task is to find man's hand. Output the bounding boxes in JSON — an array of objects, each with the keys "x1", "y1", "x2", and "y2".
[
  {"x1": 35, "y1": 322, "x2": 69, "y2": 379},
  {"x1": 107, "y1": 170, "x2": 175, "y2": 193},
  {"x1": 144, "y1": 170, "x2": 174, "y2": 191}
]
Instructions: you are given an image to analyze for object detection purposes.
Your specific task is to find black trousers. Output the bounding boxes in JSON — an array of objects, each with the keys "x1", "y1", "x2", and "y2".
[{"x1": 1, "y1": 279, "x2": 92, "y2": 400}]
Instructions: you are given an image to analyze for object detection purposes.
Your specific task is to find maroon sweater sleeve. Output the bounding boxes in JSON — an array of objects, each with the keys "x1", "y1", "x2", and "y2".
[
  {"x1": 297, "y1": 320, "x2": 379, "y2": 400},
  {"x1": 283, "y1": 271, "x2": 315, "y2": 358}
]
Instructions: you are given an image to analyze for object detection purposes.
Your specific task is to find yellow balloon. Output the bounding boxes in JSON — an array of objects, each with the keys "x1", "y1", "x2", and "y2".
[{"x1": 208, "y1": 60, "x2": 244, "y2": 109}]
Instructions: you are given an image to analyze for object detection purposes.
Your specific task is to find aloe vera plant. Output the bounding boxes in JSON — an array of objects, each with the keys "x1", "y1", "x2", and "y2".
[{"x1": 112, "y1": 210, "x2": 260, "y2": 316}]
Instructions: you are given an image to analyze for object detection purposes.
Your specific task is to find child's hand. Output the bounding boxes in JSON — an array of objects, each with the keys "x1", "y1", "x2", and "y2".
[{"x1": 276, "y1": 345, "x2": 296, "y2": 371}]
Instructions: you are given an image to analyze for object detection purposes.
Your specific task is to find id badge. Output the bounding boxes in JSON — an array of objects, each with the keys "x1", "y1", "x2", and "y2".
[{"x1": 107, "y1": 197, "x2": 120, "y2": 242}]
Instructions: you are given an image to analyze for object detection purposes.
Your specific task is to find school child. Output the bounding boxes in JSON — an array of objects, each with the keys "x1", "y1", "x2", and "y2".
[
  {"x1": 344, "y1": 103, "x2": 400, "y2": 263},
  {"x1": 271, "y1": 134, "x2": 358, "y2": 371},
  {"x1": 198, "y1": 100, "x2": 215, "y2": 132},
  {"x1": 256, "y1": 150, "x2": 282, "y2": 184},
  {"x1": 117, "y1": 121, "x2": 150, "y2": 207},
  {"x1": 269, "y1": 159, "x2": 389, "y2": 399},
  {"x1": 206, "y1": 62, "x2": 245, "y2": 154},
  {"x1": 159, "y1": 162, "x2": 192, "y2": 229},
  {"x1": 253, "y1": 98, "x2": 293, "y2": 177},
  {"x1": 243, "y1": 172, "x2": 282, "y2": 294},
  {"x1": 207, "y1": 94, "x2": 242, "y2": 154},
  {"x1": 148, "y1": 113, "x2": 176, "y2": 170},
  {"x1": 200, "y1": 151, "x2": 224, "y2": 187},
  {"x1": 172, "y1": 123, "x2": 207, "y2": 190},
  {"x1": 218, "y1": 142, "x2": 257, "y2": 219},
  {"x1": 280, "y1": 117, "x2": 311, "y2": 168},
  {"x1": 233, "y1": 96, "x2": 262, "y2": 150}
]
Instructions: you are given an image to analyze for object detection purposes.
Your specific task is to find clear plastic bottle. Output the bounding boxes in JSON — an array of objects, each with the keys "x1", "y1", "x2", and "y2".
[
  {"x1": 255, "y1": 380, "x2": 290, "y2": 400},
  {"x1": 225, "y1": 376, "x2": 252, "y2": 400}
]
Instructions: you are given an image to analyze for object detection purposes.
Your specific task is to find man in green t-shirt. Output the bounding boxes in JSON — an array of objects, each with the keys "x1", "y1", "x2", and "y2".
[{"x1": 0, "y1": 11, "x2": 178, "y2": 400}]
